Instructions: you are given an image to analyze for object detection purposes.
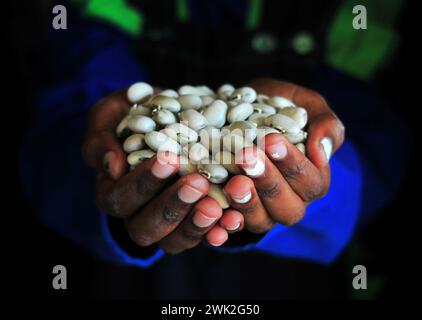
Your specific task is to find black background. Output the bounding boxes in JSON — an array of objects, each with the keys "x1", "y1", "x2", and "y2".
[{"x1": 3, "y1": 1, "x2": 420, "y2": 299}]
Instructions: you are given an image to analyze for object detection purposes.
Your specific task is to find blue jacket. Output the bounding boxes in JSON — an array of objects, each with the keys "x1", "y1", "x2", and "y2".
[{"x1": 19, "y1": 14, "x2": 409, "y2": 268}]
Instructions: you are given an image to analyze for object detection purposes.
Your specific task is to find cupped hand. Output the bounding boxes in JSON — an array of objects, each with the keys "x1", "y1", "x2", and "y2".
[
  {"x1": 81, "y1": 90, "x2": 243, "y2": 254},
  {"x1": 223, "y1": 78, "x2": 345, "y2": 233}
]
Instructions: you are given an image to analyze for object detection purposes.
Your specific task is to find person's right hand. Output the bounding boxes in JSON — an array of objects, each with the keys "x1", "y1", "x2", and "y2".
[{"x1": 81, "y1": 90, "x2": 244, "y2": 254}]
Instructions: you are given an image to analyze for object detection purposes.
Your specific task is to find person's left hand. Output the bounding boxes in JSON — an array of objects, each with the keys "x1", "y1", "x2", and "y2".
[{"x1": 223, "y1": 78, "x2": 345, "y2": 233}]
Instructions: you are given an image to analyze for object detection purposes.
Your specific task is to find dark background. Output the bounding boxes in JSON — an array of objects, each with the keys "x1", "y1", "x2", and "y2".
[{"x1": 3, "y1": 1, "x2": 419, "y2": 299}]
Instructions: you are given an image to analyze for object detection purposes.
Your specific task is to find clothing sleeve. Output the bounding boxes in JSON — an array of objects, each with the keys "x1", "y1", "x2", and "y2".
[
  {"x1": 215, "y1": 67, "x2": 411, "y2": 264},
  {"x1": 19, "y1": 21, "x2": 165, "y2": 268}
]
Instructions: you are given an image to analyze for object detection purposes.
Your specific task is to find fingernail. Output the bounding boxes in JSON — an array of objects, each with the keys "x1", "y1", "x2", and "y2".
[
  {"x1": 243, "y1": 160, "x2": 265, "y2": 177},
  {"x1": 321, "y1": 137, "x2": 333, "y2": 160},
  {"x1": 193, "y1": 211, "x2": 217, "y2": 228},
  {"x1": 151, "y1": 161, "x2": 177, "y2": 179},
  {"x1": 209, "y1": 241, "x2": 224, "y2": 247},
  {"x1": 231, "y1": 191, "x2": 252, "y2": 204},
  {"x1": 266, "y1": 142, "x2": 287, "y2": 160},
  {"x1": 178, "y1": 185, "x2": 204, "y2": 203},
  {"x1": 103, "y1": 151, "x2": 114, "y2": 174},
  {"x1": 226, "y1": 222, "x2": 241, "y2": 231}
]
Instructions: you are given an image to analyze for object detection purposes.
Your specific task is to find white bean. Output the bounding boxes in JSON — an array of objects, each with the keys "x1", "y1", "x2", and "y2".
[
  {"x1": 257, "y1": 126, "x2": 280, "y2": 134},
  {"x1": 197, "y1": 161, "x2": 229, "y2": 184},
  {"x1": 208, "y1": 184, "x2": 230, "y2": 209},
  {"x1": 163, "y1": 123, "x2": 198, "y2": 145},
  {"x1": 149, "y1": 95, "x2": 181, "y2": 112},
  {"x1": 228, "y1": 121, "x2": 257, "y2": 142},
  {"x1": 222, "y1": 133, "x2": 254, "y2": 154},
  {"x1": 214, "y1": 150, "x2": 241, "y2": 174},
  {"x1": 178, "y1": 156, "x2": 197, "y2": 175},
  {"x1": 202, "y1": 99, "x2": 228, "y2": 128},
  {"x1": 252, "y1": 103, "x2": 276, "y2": 115},
  {"x1": 127, "y1": 149, "x2": 155, "y2": 166},
  {"x1": 145, "y1": 131, "x2": 181, "y2": 154},
  {"x1": 122, "y1": 82, "x2": 310, "y2": 178},
  {"x1": 159, "y1": 89, "x2": 178, "y2": 98},
  {"x1": 179, "y1": 109, "x2": 208, "y2": 131},
  {"x1": 184, "y1": 142, "x2": 209, "y2": 163},
  {"x1": 129, "y1": 105, "x2": 152, "y2": 116},
  {"x1": 217, "y1": 83, "x2": 235, "y2": 99},
  {"x1": 178, "y1": 94, "x2": 203, "y2": 110},
  {"x1": 284, "y1": 130, "x2": 308, "y2": 144},
  {"x1": 248, "y1": 113, "x2": 269, "y2": 126},
  {"x1": 123, "y1": 134, "x2": 145, "y2": 153},
  {"x1": 278, "y1": 106, "x2": 308, "y2": 129},
  {"x1": 178, "y1": 85, "x2": 205, "y2": 96},
  {"x1": 296, "y1": 143, "x2": 306, "y2": 154},
  {"x1": 227, "y1": 102, "x2": 254, "y2": 123},
  {"x1": 256, "y1": 94, "x2": 269, "y2": 104},
  {"x1": 152, "y1": 109, "x2": 177, "y2": 126},
  {"x1": 201, "y1": 95, "x2": 215, "y2": 107},
  {"x1": 128, "y1": 115, "x2": 156, "y2": 133},
  {"x1": 116, "y1": 115, "x2": 131, "y2": 137},
  {"x1": 127, "y1": 82, "x2": 153, "y2": 103},
  {"x1": 267, "y1": 96, "x2": 295, "y2": 109},
  {"x1": 230, "y1": 87, "x2": 257, "y2": 104},
  {"x1": 255, "y1": 126, "x2": 280, "y2": 148},
  {"x1": 264, "y1": 113, "x2": 300, "y2": 134},
  {"x1": 194, "y1": 85, "x2": 215, "y2": 96},
  {"x1": 199, "y1": 126, "x2": 222, "y2": 152}
]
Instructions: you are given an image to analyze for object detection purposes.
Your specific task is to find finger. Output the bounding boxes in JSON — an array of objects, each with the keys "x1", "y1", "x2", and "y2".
[
  {"x1": 125, "y1": 173, "x2": 210, "y2": 247},
  {"x1": 236, "y1": 147, "x2": 306, "y2": 226},
  {"x1": 219, "y1": 209, "x2": 244, "y2": 233},
  {"x1": 206, "y1": 225, "x2": 229, "y2": 247},
  {"x1": 305, "y1": 112, "x2": 345, "y2": 168},
  {"x1": 248, "y1": 79, "x2": 345, "y2": 166},
  {"x1": 96, "y1": 152, "x2": 179, "y2": 218},
  {"x1": 224, "y1": 175, "x2": 274, "y2": 233},
  {"x1": 82, "y1": 91, "x2": 130, "y2": 177},
  {"x1": 264, "y1": 133, "x2": 328, "y2": 201},
  {"x1": 83, "y1": 130, "x2": 128, "y2": 179},
  {"x1": 86, "y1": 90, "x2": 130, "y2": 134},
  {"x1": 260, "y1": 81, "x2": 344, "y2": 166},
  {"x1": 249, "y1": 78, "x2": 328, "y2": 119},
  {"x1": 159, "y1": 197, "x2": 223, "y2": 254}
]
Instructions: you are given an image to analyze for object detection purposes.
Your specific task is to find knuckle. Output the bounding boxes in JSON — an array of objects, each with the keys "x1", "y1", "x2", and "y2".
[
  {"x1": 160, "y1": 237, "x2": 195, "y2": 254},
  {"x1": 181, "y1": 227, "x2": 205, "y2": 242},
  {"x1": 256, "y1": 182, "x2": 281, "y2": 199},
  {"x1": 129, "y1": 231, "x2": 154, "y2": 247},
  {"x1": 283, "y1": 159, "x2": 308, "y2": 181},
  {"x1": 162, "y1": 245, "x2": 185, "y2": 255},
  {"x1": 136, "y1": 175, "x2": 155, "y2": 196},
  {"x1": 302, "y1": 177, "x2": 325, "y2": 202},
  {"x1": 277, "y1": 204, "x2": 306, "y2": 226},
  {"x1": 96, "y1": 184, "x2": 130, "y2": 218},
  {"x1": 234, "y1": 202, "x2": 257, "y2": 215},
  {"x1": 105, "y1": 188, "x2": 127, "y2": 217},
  {"x1": 247, "y1": 220, "x2": 275, "y2": 234},
  {"x1": 161, "y1": 206, "x2": 185, "y2": 224}
]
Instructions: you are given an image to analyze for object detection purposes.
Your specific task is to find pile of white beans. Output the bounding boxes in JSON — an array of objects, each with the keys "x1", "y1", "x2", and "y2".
[{"x1": 116, "y1": 82, "x2": 308, "y2": 208}]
